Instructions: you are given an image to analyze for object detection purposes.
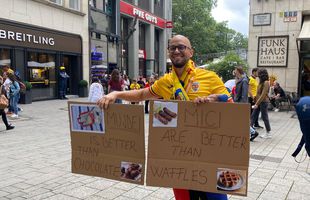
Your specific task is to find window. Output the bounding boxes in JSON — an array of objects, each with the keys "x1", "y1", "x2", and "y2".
[
  {"x1": 69, "y1": 0, "x2": 80, "y2": 11},
  {"x1": 0, "y1": 48, "x2": 11, "y2": 66},
  {"x1": 90, "y1": 0, "x2": 104, "y2": 11},
  {"x1": 49, "y1": 0, "x2": 62, "y2": 5},
  {"x1": 27, "y1": 52, "x2": 55, "y2": 87}
]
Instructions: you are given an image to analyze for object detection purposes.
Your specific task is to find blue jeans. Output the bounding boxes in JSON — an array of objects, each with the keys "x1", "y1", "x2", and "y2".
[
  {"x1": 10, "y1": 93, "x2": 19, "y2": 115},
  {"x1": 295, "y1": 97, "x2": 310, "y2": 156}
]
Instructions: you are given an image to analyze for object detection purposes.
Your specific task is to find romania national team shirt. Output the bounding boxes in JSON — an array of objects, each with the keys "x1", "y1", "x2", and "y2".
[
  {"x1": 249, "y1": 76, "x2": 258, "y2": 97},
  {"x1": 150, "y1": 60, "x2": 229, "y2": 100}
]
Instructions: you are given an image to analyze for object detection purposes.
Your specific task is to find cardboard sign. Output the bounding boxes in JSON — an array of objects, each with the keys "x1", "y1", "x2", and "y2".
[
  {"x1": 147, "y1": 100, "x2": 250, "y2": 196},
  {"x1": 68, "y1": 102, "x2": 145, "y2": 185}
]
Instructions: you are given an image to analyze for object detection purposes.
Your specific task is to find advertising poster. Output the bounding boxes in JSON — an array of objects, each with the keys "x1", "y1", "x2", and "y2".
[
  {"x1": 146, "y1": 100, "x2": 250, "y2": 196},
  {"x1": 68, "y1": 102, "x2": 145, "y2": 185}
]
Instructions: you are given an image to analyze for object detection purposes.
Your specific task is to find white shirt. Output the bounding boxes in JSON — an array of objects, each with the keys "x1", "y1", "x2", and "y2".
[{"x1": 88, "y1": 82, "x2": 104, "y2": 102}]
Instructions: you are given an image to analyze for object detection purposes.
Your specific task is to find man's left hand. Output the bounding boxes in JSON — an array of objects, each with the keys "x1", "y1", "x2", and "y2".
[{"x1": 193, "y1": 94, "x2": 219, "y2": 104}]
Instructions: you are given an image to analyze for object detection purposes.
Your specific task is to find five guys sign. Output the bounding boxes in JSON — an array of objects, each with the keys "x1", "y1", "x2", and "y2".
[{"x1": 120, "y1": 1, "x2": 166, "y2": 28}]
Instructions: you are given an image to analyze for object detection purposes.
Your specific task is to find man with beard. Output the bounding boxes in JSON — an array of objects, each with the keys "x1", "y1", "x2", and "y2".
[{"x1": 98, "y1": 35, "x2": 229, "y2": 200}]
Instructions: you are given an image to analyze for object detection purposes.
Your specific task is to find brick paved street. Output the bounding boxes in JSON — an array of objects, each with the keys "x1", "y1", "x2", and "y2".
[{"x1": 0, "y1": 99, "x2": 309, "y2": 200}]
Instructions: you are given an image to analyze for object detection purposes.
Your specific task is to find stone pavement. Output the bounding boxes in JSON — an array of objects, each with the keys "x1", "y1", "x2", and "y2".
[{"x1": 0, "y1": 99, "x2": 309, "y2": 200}]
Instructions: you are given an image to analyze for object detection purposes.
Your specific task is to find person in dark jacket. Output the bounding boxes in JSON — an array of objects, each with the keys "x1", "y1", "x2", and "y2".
[
  {"x1": 234, "y1": 66, "x2": 249, "y2": 103},
  {"x1": 234, "y1": 66, "x2": 259, "y2": 141},
  {"x1": 59, "y1": 66, "x2": 70, "y2": 99}
]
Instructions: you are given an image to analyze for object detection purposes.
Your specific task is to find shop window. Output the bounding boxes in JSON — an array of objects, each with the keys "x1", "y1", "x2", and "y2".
[
  {"x1": 27, "y1": 52, "x2": 56, "y2": 87},
  {"x1": 69, "y1": 0, "x2": 80, "y2": 11},
  {"x1": 0, "y1": 48, "x2": 11, "y2": 66},
  {"x1": 49, "y1": 0, "x2": 63, "y2": 6},
  {"x1": 138, "y1": 0, "x2": 150, "y2": 12}
]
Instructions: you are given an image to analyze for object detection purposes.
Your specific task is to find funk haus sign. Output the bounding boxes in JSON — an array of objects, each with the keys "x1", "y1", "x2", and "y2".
[{"x1": 257, "y1": 36, "x2": 289, "y2": 67}]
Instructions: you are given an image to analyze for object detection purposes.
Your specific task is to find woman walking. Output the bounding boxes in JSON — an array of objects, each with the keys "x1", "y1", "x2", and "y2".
[
  {"x1": 0, "y1": 76, "x2": 14, "y2": 130},
  {"x1": 251, "y1": 68, "x2": 272, "y2": 138},
  {"x1": 7, "y1": 73, "x2": 20, "y2": 118},
  {"x1": 108, "y1": 69, "x2": 124, "y2": 104}
]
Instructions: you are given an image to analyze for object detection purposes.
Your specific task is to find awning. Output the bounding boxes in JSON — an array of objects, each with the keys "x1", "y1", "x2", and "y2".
[
  {"x1": 297, "y1": 16, "x2": 310, "y2": 41},
  {"x1": 296, "y1": 16, "x2": 310, "y2": 53}
]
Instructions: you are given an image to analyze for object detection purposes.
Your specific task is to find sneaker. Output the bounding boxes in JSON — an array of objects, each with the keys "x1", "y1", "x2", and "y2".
[
  {"x1": 250, "y1": 131, "x2": 259, "y2": 141},
  {"x1": 6, "y1": 125, "x2": 14, "y2": 130},
  {"x1": 260, "y1": 132, "x2": 272, "y2": 139},
  {"x1": 266, "y1": 132, "x2": 272, "y2": 139},
  {"x1": 10, "y1": 114, "x2": 18, "y2": 118},
  {"x1": 274, "y1": 108, "x2": 280, "y2": 112},
  {"x1": 254, "y1": 125, "x2": 264, "y2": 129}
]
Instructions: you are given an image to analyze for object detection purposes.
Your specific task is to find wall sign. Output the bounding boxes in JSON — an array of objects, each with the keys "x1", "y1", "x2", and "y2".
[
  {"x1": 120, "y1": 1, "x2": 166, "y2": 28},
  {"x1": 253, "y1": 13, "x2": 271, "y2": 26},
  {"x1": 284, "y1": 11, "x2": 297, "y2": 22},
  {"x1": 257, "y1": 36, "x2": 289, "y2": 67},
  {"x1": 0, "y1": 20, "x2": 82, "y2": 54}
]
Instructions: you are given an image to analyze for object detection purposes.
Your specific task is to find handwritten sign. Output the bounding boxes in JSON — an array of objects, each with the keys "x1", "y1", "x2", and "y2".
[
  {"x1": 68, "y1": 102, "x2": 145, "y2": 184},
  {"x1": 257, "y1": 36, "x2": 289, "y2": 67},
  {"x1": 146, "y1": 101, "x2": 250, "y2": 196}
]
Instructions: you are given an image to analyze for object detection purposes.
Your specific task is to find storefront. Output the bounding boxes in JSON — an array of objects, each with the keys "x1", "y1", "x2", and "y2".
[
  {"x1": 0, "y1": 19, "x2": 82, "y2": 101},
  {"x1": 120, "y1": 0, "x2": 170, "y2": 79}
]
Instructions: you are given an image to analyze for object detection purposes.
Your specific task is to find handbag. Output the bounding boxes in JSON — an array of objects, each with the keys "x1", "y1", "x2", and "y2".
[
  {"x1": 0, "y1": 94, "x2": 8, "y2": 109},
  {"x1": 0, "y1": 85, "x2": 8, "y2": 109}
]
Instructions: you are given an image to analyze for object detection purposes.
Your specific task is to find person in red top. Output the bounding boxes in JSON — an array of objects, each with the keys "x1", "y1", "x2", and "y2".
[{"x1": 108, "y1": 69, "x2": 124, "y2": 104}]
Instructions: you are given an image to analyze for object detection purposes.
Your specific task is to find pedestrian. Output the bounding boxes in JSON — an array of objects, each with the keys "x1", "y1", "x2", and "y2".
[
  {"x1": 144, "y1": 76, "x2": 155, "y2": 113},
  {"x1": 88, "y1": 77, "x2": 104, "y2": 103},
  {"x1": 251, "y1": 68, "x2": 272, "y2": 139},
  {"x1": 123, "y1": 74, "x2": 130, "y2": 91},
  {"x1": 248, "y1": 68, "x2": 263, "y2": 129},
  {"x1": 129, "y1": 79, "x2": 140, "y2": 104},
  {"x1": 234, "y1": 66, "x2": 259, "y2": 141},
  {"x1": 0, "y1": 75, "x2": 14, "y2": 130},
  {"x1": 108, "y1": 69, "x2": 124, "y2": 104},
  {"x1": 59, "y1": 66, "x2": 70, "y2": 99},
  {"x1": 98, "y1": 34, "x2": 228, "y2": 200},
  {"x1": 294, "y1": 96, "x2": 310, "y2": 156},
  {"x1": 7, "y1": 73, "x2": 20, "y2": 118},
  {"x1": 269, "y1": 81, "x2": 286, "y2": 112},
  {"x1": 137, "y1": 76, "x2": 145, "y2": 89}
]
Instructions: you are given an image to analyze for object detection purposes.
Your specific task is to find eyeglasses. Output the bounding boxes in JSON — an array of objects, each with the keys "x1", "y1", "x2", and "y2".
[{"x1": 168, "y1": 45, "x2": 191, "y2": 53}]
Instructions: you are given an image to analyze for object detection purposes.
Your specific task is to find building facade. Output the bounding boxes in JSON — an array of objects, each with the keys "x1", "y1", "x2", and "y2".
[
  {"x1": 120, "y1": 0, "x2": 172, "y2": 79},
  {"x1": 248, "y1": 0, "x2": 310, "y2": 96},
  {"x1": 0, "y1": 0, "x2": 89, "y2": 100}
]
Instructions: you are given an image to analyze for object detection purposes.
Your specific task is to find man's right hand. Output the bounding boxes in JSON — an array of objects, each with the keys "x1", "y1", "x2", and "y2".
[{"x1": 97, "y1": 92, "x2": 118, "y2": 109}]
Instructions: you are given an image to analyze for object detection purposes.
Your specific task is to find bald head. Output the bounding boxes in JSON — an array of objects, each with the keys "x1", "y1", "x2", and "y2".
[{"x1": 169, "y1": 35, "x2": 192, "y2": 49}]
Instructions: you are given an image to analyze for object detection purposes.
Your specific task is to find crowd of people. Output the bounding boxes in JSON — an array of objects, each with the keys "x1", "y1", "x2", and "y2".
[
  {"x1": 0, "y1": 64, "x2": 24, "y2": 131},
  {"x1": 88, "y1": 68, "x2": 159, "y2": 113}
]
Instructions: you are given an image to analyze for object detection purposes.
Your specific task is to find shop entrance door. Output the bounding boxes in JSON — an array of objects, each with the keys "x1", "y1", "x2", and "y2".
[
  {"x1": 63, "y1": 55, "x2": 80, "y2": 95},
  {"x1": 300, "y1": 56, "x2": 310, "y2": 97}
]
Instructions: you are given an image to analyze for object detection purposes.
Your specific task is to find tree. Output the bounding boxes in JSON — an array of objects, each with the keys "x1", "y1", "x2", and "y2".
[
  {"x1": 172, "y1": 0, "x2": 248, "y2": 61},
  {"x1": 207, "y1": 53, "x2": 248, "y2": 82}
]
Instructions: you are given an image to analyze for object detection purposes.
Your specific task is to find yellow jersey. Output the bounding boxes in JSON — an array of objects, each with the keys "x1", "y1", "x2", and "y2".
[
  {"x1": 249, "y1": 76, "x2": 258, "y2": 97},
  {"x1": 150, "y1": 62, "x2": 229, "y2": 100},
  {"x1": 130, "y1": 83, "x2": 140, "y2": 90}
]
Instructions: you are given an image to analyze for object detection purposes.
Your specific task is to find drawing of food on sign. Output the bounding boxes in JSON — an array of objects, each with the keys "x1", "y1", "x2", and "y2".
[
  {"x1": 152, "y1": 101, "x2": 178, "y2": 127},
  {"x1": 120, "y1": 162, "x2": 143, "y2": 182},
  {"x1": 216, "y1": 168, "x2": 246, "y2": 195},
  {"x1": 70, "y1": 103, "x2": 105, "y2": 134}
]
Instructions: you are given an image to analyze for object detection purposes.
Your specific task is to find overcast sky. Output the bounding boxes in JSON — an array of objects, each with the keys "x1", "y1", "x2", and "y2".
[{"x1": 211, "y1": 0, "x2": 249, "y2": 36}]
